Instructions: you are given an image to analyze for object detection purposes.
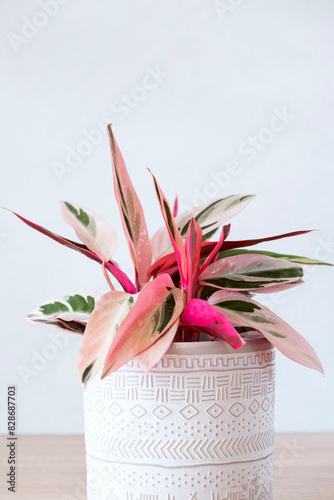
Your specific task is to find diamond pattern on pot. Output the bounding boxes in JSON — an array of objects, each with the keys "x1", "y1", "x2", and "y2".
[
  {"x1": 179, "y1": 404, "x2": 199, "y2": 420},
  {"x1": 205, "y1": 403, "x2": 223, "y2": 418},
  {"x1": 249, "y1": 399, "x2": 260, "y2": 414},
  {"x1": 95, "y1": 399, "x2": 105, "y2": 414},
  {"x1": 261, "y1": 397, "x2": 270, "y2": 412},
  {"x1": 152, "y1": 404, "x2": 171, "y2": 420},
  {"x1": 130, "y1": 405, "x2": 147, "y2": 418},
  {"x1": 228, "y1": 402, "x2": 245, "y2": 417},
  {"x1": 109, "y1": 401, "x2": 123, "y2": 417}
]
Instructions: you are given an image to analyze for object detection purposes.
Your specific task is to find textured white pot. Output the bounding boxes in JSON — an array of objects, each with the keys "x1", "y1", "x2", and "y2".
[{"x1": 84, "y1": 339, "x2": 275, "y2": 500}]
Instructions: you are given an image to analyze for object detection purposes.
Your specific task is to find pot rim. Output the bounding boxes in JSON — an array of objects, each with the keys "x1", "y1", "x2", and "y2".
[{"x1": 166, "y1": 338, "x2": 273, "y2": 356}]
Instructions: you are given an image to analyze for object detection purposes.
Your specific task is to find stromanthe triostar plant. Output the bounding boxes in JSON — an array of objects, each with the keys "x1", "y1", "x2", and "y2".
[{"x1": 4, "y1": 125, "x2": 332, "y2": 384}]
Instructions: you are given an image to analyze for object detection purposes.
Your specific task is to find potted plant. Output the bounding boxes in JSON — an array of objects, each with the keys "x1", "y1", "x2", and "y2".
[{"x1": 5, "y1": 125, "x2": 330, "y2": 500}]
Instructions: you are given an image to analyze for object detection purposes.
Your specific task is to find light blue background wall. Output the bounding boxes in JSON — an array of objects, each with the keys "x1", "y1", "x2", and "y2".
[{"x1": 1, "y1": 0, "x2": 333, "y2": 434}]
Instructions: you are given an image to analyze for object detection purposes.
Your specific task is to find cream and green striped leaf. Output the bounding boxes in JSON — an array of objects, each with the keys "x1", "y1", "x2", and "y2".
[
  {"x1": 209, "y1": 290, "x2": 323, "y2": 374},
  {"x1": 220, "y1": 249, "x2": 333, "y2": 266},
  {"x1": 101, "y1": 274, "x2": 184, "y2": 378},
  {"x1": 200, "y1": 254, "x2": 304, "y2": 293},
  {"x1": 59, "y1": 202, "x2": 116, "y2": 262},
  {"x1": 179, "y1": 195, "x2": 255, "y2": 238},
  {"x1": 150, "y1": 194, "x2": 255, "y2": 261},
  {"x1": 26, "y1": 290, "x2": 101, "y2": 334}
]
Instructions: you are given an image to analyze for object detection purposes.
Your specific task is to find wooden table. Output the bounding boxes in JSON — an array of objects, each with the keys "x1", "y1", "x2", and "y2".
[{"x1": 1, "y1": 434, "x2": 333, "y2": 499}]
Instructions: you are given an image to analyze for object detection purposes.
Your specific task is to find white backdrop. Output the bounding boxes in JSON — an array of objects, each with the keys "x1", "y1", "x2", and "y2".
[{"x1": 1, "y1": 0, "x2": 333, "y2": 434}]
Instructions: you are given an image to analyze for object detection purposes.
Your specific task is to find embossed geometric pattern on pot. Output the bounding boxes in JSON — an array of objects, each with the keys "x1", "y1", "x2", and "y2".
[{"x1": 84, "y1": 339, "x2": 275, "y2": 500}]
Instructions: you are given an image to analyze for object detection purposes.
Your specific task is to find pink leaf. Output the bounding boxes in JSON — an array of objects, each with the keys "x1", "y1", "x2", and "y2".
[
  {"x1": 185, "y1": 218, "x2": 202, "y2": 300},
  {"x1": 200, "y1": 224, "x2": 230, "y2": 274},
  {"x1": 77, "y1": 290, "x2": 137, "y2": 385},
  {"x1": 148, "y1": 229, "x2": 310, "y2": 281},
  {"x1": 107, "y1": 126, "x2": 152, "y2": 289},
  {"x1": 209, "y1": 290, "x2": 323, "y2": 374},
  {"x1": 102, "y1": 274, "x2": 184, "y2": 377},
  {"x1": 222, "y1": 230, "x2": 313, "y2": 251},
  {"x1": 179, "y1": 298, "x2": 244, "y2": 349},
  {"x1": 197, "y1": 230, "x2": 313, "y2": 260},
  {"x1": 103, "y1": 261, "x2": 137, "y2": 293},
  {"x1": 147, "y1": 252, "x2": 178, "y2": 278},
  {"x1": 6, "y1": 208, "x2": 136, "y2": 293},
  {"x1": 135, "y1": 320, "x2": 179, "y2": 372},
  {"x1": 173, "y1": 196, "x2": 179, "y2": 217},
  {"x1": 149, "y1": 170, "x2": 188, "y2": 289}
]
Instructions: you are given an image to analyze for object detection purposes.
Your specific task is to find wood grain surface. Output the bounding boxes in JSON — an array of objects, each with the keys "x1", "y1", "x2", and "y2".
[{"x1": 0, "y1": 434, "x2": 333, "y2": 499}]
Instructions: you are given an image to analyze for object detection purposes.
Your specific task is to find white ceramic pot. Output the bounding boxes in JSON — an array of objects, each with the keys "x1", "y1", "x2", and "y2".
[{"x1": 84, "y1": 339, "x2": 275, "y2": 500}]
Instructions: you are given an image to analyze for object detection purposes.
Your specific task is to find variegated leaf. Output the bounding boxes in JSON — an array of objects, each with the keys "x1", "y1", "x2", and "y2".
[
  {"x1": 209, "y1": 290, "x2": 323, "y2": 373},
  {"x1": 135, "y1": 320, "x2": 180, "y2": 372},
  {"x1": 147, "y1": 229, "x2": 313, "y2": 280},
  {"x1": 151, "y1": 194, "x2": 255, "y2": 260},
  {"x1": 185, "y1": 218, "x2": 202, "y2": 299},
  {"x1": 199, "y1": 224, "x2": 230, "y2": 274},
  {"x1": 150, "y1": 171, "x2": 188, "y2": 288},
  {"x1": 102, "y1": 274, "x2": 184, "y2": 377},
  {"x1": 35, "y1": 319, "x2": 86, "y2": 334},
  {"x1": 108, "y1": 126, "x2": 152, "y2": 289},
  {"x1": 59, "y1": 202, "x2": 116, "y2": 262},
  {"x1": 77, "y1": 291, "x2": 137, "y2": 385},
  {"x1": 220, "y1": 248, "x2": 334, "y2": 266},
  {"x1": 200, "y1": 254, "x2": 303, "y2": 293},
  {"x1": 27, "y1": 290, "x2": 101, "y2": 334}
]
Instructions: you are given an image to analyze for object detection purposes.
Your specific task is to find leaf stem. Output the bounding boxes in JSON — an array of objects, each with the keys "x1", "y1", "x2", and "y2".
[{"x1": 102, "y1": 261, "x2": 115, "y2": 291}]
